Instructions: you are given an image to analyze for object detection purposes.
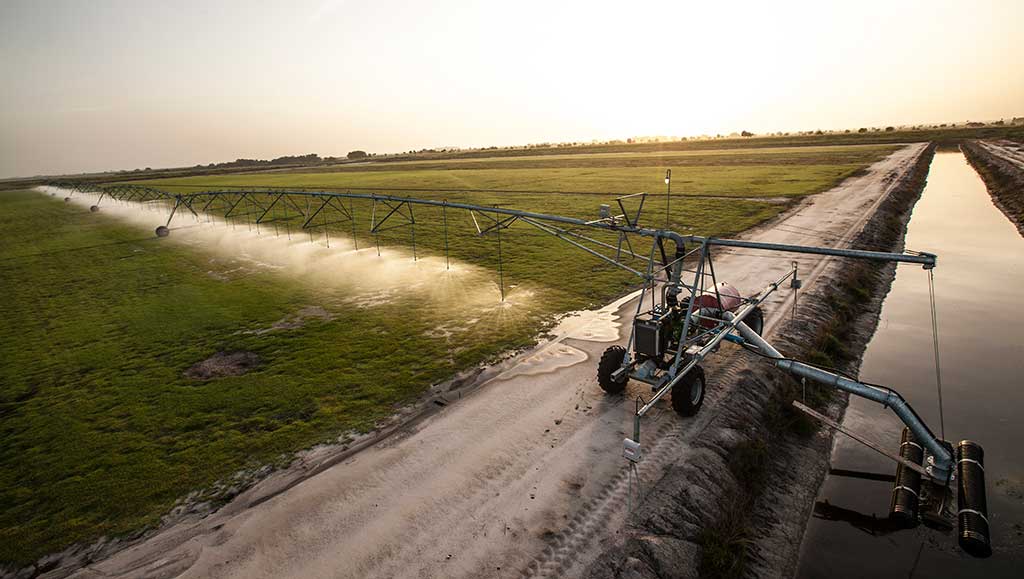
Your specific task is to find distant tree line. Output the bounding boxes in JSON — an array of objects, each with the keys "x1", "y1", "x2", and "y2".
[{"x1": 194, "y1": 153, "x2": 326, "y2": 170}]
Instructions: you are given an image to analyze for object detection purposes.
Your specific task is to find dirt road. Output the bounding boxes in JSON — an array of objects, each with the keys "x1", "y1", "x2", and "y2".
[
  {"x1": 66, "y1": 144, "x2": 928, "y2": 579},
  {"x1": 963, "y1": 140, "x2": 1024, "y2": 237},
  {"x1": 977, "y1": 139, "x2": 1024, "y2": 171}
]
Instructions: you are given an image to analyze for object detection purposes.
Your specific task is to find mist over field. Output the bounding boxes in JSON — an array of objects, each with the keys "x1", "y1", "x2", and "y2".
[{"x1": 53, "y1": 187, "x2": 521, "y2": 313}]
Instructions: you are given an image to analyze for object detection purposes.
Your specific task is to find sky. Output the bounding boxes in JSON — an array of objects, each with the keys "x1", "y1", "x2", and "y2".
[{"x1": 1, "y1": 0, "x2": 1022, "y2": 178}]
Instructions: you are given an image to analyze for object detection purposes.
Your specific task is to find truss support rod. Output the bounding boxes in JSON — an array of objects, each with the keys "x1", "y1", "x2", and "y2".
[
  {"x1": 617, "y1": 192, "x2": 646, "y2": 228},
  {"x1": 303, "y1": 198, "x2": 332, "y2": 229},
  {"x1": 324, "y1": 207, "x2": 330, "y2": 247},
  {"x1": 534, "y1": 220, "x2": 649, "y2": 263},
  {"x1": 284, "y1": 195, "x2": 309, "y2": 220},
  {"x1": 521, "y1": 218, "x2": 647, "y2": 278},
  {"x1": 371, "y1": 200, "x2": 381, "y2": 255},
  {"x1": 496, "y1": 219, "x2": 505, "y2": 301},
  {"x1": 165, "y1": 198, "x2": 182, "y2": 227},
  {"x1": 223, "y1": 193, "x2": 248, "y2": 219},
  {"x1": 409, "y1": 203, "x2": 417, "y2": 261},
  {"x1": 181, "y1": 196, "x2": 200, "y2": 219},
  {"x1": 370, "y1": 201, "x2": 407, "y2": 233},
  {"x1": 668, "y1": 241, "x2": 708, "y2": 376},
  {"x1": 477, "y1": 215, "x2": 519, "y2": 236},
  {"x1": 201, "y1": 196, "x2": 218, "y2": 214},
  {"x1": 349, "y1": 198, "x2": 358, "y2": 250},
  {"x1": 256, "y1": 193, "x2": 285, "y2": 224},
  {"x1": 443, "y1": 202, "x2": 450, "y2": 270},
  {"x1": 327, "y1": 196, "x2": 352, "y2": 221}
]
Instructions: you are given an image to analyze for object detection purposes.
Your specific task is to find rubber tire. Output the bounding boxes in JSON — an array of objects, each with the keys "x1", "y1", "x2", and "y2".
[
  {"x1": 155, "y1": 226, "x2": 170, "y2": 237},
  {"x1": 744, "y1": 306, "x2": 764, "y2": 336},
  {"x1": 597, "y1": 345, "x2": 628, "y2": 395},
  {"x1": 671, "y1": 365, "x2": 706, "y2": 416}
]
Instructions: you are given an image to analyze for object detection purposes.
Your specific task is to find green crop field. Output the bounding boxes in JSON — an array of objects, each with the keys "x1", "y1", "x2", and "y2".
[
  {"x1": 140, "y1": 144, "x2": 899, "y2": 198},
  {"x1": 0, "y1": 143, "x2": 896, "y2": 567}
]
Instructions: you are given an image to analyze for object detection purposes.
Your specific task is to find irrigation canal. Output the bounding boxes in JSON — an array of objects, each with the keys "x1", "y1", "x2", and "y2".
[{"x1": 796, "y1": 151, "x2": 1024, "y2": 577}]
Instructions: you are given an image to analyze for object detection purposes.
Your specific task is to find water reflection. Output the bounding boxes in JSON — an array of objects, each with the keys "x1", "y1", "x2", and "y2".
[
  {"x1": 813, "y1": 499, "x2": 907, "y2": 537},
  {"x1": 796, "y1": 152, "x2": 1024, "y2": 578}
]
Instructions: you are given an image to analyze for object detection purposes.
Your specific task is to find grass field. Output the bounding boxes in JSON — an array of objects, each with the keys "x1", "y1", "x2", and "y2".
[
  {"x1": 0, "y1": 143, "x2": 895, "y2": 567},
  {"x1": 4, "y1": 125, "x2": 1019, "y2": 194},
  {"x1": 140, "y1": 144, "x2": 898, "y2": 198},
  {"x1": 0, "y1": 191, "x2": 562, "y2": 565}
]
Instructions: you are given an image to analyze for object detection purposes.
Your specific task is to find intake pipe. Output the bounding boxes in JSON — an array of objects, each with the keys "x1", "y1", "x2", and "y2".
[
  {"x1": 889, "y1": 427, "x2": 923, "y2": 527},
  {"x1": 956, "y1": 440, "x2": 992, "y2": 558},
  {"x1": 665, "y1": 236, "x2": 685, "y2": 307},
  {"x1": 727, "y1": 314, "x2": 954, "y2": 482}
]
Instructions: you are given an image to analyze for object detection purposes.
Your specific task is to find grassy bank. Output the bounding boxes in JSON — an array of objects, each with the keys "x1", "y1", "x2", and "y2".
[{"x1": 961, "y1": 141, "x2": 1024, "y2": 236}]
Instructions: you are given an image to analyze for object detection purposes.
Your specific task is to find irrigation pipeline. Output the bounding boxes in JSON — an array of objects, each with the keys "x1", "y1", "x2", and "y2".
[
  {"x1": 53, "y1": 184, "x2": 937, "y2": 262},
  {"x1": 111, "y1": 181, "x2": 778, "y2": 201}
]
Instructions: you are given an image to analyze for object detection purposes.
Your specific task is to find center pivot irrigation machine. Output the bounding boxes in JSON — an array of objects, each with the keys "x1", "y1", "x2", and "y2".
[{"x1": 52, "y1": 179, "x2": 991, "y2": 558}]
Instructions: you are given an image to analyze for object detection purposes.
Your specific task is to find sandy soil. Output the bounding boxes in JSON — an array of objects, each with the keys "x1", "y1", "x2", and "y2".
[
  {"x1": 963, "y1": 140, "x2": 1024, "y2": 237},
  {"x1": 977, "y1": 139, "x2": 1024, "y2": 171},
  {"x1": 58, "y1": 144, "x2": 928, "y2": 579}
]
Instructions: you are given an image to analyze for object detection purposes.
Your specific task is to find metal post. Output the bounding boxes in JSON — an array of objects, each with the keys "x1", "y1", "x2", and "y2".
[
  {"x1": 664, "y1": 169, "x2": 672, "y2": 229},
  {"x1": 409, "y1": 203, "x2": 417, "y2": 261},
  {"x1": 165, "y1": 198, "x2": 181, "y2": 227},
  {"x1": 496, "y1": 214, "x2": 505, "y2": 301},
  {"x1": 286, "y1": 210, "x2": 291, "y2": 239},
  {"x1": 669, "y1": 241, "x2": 708, "y2": 377},
  {"x1": 246, "y1": 195, "x2": 253, "y2": 232},
  {"x1": 443, "y1": 202, "x2": 450, "y2": 270},
  {"x1": 323, "y1": 204, "x2": 330, "y2": 248},
  {"x1": 350, "y1": 198, "x2": 358, "y2": 250},
  {"x1": 254, "y1": 194, "x2": 261, "y2": 234},
  {"x1": 306, "y1": 197, "x2": 313, "y2": 243}
]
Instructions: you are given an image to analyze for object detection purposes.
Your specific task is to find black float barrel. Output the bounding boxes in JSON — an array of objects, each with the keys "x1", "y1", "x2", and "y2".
[
  {"x1": 956, "y1": 440, "x2": 992, "y2": 558},
  {"x1": 889, "y1": 427, "x2": 923, "y2": 526}
]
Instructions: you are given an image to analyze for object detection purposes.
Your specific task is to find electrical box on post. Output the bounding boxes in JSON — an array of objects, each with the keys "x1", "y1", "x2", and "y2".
[{"x1": 623, "y1": 438, "x2": 642, "y2": 463}]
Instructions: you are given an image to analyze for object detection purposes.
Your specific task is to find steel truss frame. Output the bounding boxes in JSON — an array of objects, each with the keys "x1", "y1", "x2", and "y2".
[{"x1": 53, "y1": 182, "x2": 950, "y2": 481}]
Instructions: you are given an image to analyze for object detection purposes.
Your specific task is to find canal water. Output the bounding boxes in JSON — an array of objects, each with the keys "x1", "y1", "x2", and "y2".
[{"x1": 796, "y1": 151, "x2": 1024, "y2": 577}]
